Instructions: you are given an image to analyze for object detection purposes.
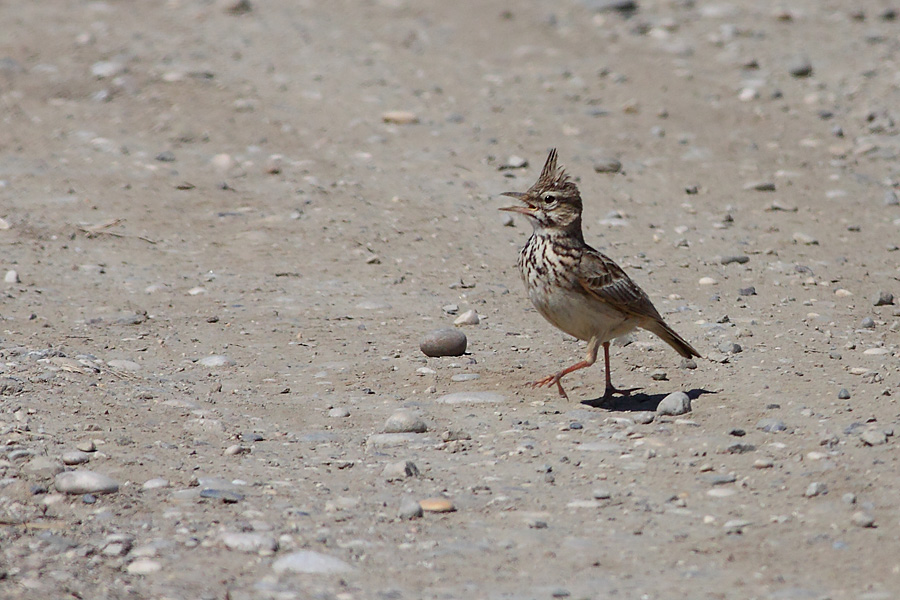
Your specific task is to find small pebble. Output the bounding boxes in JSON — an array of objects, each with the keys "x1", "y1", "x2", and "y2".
[
  {"x1": 805, "y1": 482, "x2": 827, "y2": 498},
  {"x1": 592, "y1": 488, "x2": 612, "y2": 500},
  {"x1": 382, "y1": 110, "x2": 419, "y2": 125},
  {"x1": 382, "y1": 460, "x2": 420, "y2": 481},
  {"x1": 657, "y1": 392, "x2": 691, "y2": 416},
  {"x1": 738, "y1": 286, "x2": 757, "y2": 296},
  {"x1": 788, "y1": 56, "x2": 813, "y2": 78},
  {"x1": 453, "y1": 309, "x2": 480, "y2": 325},
  {"x1": 272, "y1": 550, "x2": 353, "y2": 574},
  {"x1": 384, "y1": 411, "x2": 427, "y2": 434},
  {"x1": 198, "y1": 355, "x2": 236, "y2": 367},
  {"x1": 593, "y1": 157, "x2": 622, "y2": 173},
  {"x1": 860, "y1": 428, "x2": 888, "y2": 446},
  {"x1": 842, "y1": 493, "x2": 857, "y2": 505},
  {"x1": 500, "y1": 155, "x2": 528, "y2": 170},
  {"x1": 142, "y1": 478, "x2": 170, "y2": 490},
  {"x1": 200, "y1": 488, "x2": 244, "y2": 503},
  {"x1": 680, "y1": 358, "x2": 698, "y2": 370},
  {"x1": 792, "y1": 232, "x2": 818, "y2": 245},
  {"x1": 718, "y1": 342, "x2": 742, "y2": 354},
  {"x1": 54, "y1": 471, "x2": 119, "y2": 495},
  {"x1": 221, "y1": 532, "x2": 278, "y2": 555},
  {"x1": 224, "y1": 444, "x2": 251, "y2": 456},
  {"x1": 851, "y1": 511, "x2": 876, "y2": 528},
  {"x1": 756, "y1": 418, "x2": 787, "y2": 433},
  {"x1": 753, "y1": 459, "x2": 774, "y2": 469},
  {"x1": 4, "y1": 270, "x2": 19, "y2": 283},
  {"x1": 398, "y1": 496, "x2": 423, "y2": 520},
  {"x1": 698, "y1": 277, "x2": 717, "y2": 286},
  {"x1": 126, "y1": 558, "x2": 162, "y2": 575},
  {"x1": 451, "y1": 373, "x2": 480, "y2": 382},
  {"x1": 420, "y1": 328, "x2": 467, "y2": 357},
  {"x1": 860, "y1": 317, "x2": 876, "y2": 329},
  {"x1": 61, "y1": 451, "x2": 91, "y2": 466},
  {"x1": 873, "y1": 291, "x2": 894, "y2": 306},
  {"x1": 650, "y1": 369, "x2": 667, "y2": 381},
  {"x1": 838, "y1": 388, "x2": 851, "y2": 399},
  {"x1": 155, "y1": 150, "x2": 176, "y2": 162},
  {"x1": 442, "y1": 304, "x2": 459, "y2": 315},
  {"x1": 720, "y1": 255, "x2": 749, "y2": 265},
  {"x1": 329, "y1": 407, "x2": 351, "y2": 418},
  {"x1": 743, "y1": 181, "x2": 775, "y2": 192},
  {"x1": 76, "y1": 440, "x2": 96, "y2": 452},
  {"x1": 633, "y1": 412, "x2": 654, "y2": 425},
  {"x1": 420, "y1": 497, "x2": 455, "y2": 513},
  {"x1": 885, "y1": 190, "x2": 900, "y2": 206}
]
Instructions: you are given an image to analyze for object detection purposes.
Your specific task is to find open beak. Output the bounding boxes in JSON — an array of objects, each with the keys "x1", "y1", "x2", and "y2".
[{"x1": 498, "y1": 191, "x2": 535, "y2": 215}]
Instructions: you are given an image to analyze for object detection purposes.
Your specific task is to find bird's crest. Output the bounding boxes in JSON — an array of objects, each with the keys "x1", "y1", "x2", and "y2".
[{"x1": 537, "y1": 148, "x2": 571, "y2": 189}]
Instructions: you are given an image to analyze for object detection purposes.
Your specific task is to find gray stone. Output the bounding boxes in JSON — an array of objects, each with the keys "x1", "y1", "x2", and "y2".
[
  {"x1": 861, "y1": 428, "x2": 888, "y2": 446},
  {"x1": 221, "y1": 531, "x2": 278, "y2": 554},
  {"x1": 61, "y1": 451, "x2": 91, "y2": 465},
  {"x1": 633, "y1": 412, "x2": 655, "y2": 425},
  {"x1": 420, "y1": 328, "x2": 467, "y2": 357},
  {"x1": 805, "y1": 482, "x2": 827, "y2": 498},
  {"x1": 873, "y1": 291, "x2": 894, "y2": 306},
  {"x1": 272, "y1": 550, "x2": 353, "y2": 574},
  {"x1": 435, "y1": 391, "x2": 505, "y2": 404},
  {"x1": 593, "y1": 157, "x2": 622, "y2": 173},
  {"x1": 398, "y1": 496, "x2": 424, "y2": 520},
  {"x1": 126, "y1": 558, "x2": 162, "y2": 574},
  {"x1": 200, "y1": 488, "x2": 244, "y2": 503},
  {"x1": 723, "y1": 519, "x2": 752, "y2": 534},
  {"x1": 453, "y1": 309, "x2": 480, "y2": 325},
  {"x1": 851, "y1": 511, "x2": 876, "y2": 528},
  {"x1": 107, "y1": 359, "x2": 141, "y2": 371},
  {"x1": 450, "y1": 373, "x2": 480, "y2": 382},
  {"x1": 592, "y1": 488, "x2": 612, "y2": 500},
  {"x1": 743, "y1": 181, "x2": 776, "y2": 191},
  {"x1": 328, "y1": 407, "x2": 351, "y2": 418},
  {"x1": 382, "y1": 460, "x2": 420, "y2": 481},
  {"x1": 54, "y1": 470, "x2": 119, "y2": 495},
  {"x1": 657, "y1": 392, "x2": 691, "y2": 416},
  {"x1": 142, "y1": 478, "x2": 169, "y2": 490},
  {"x1": 198, "y1": 355, "x2": 236, "y2": 367},
  {"x1": 860, "y1": 317, "x2": 876, "y2": 329},
  {"x1": 384, "y1": 411, "x2": 427, "y2": 434},
  {"x1": 788, "y1": 56, "x2": 813, "y2": 77},
  {"x1": 102, "y1": 534, "x2": 134, "y2": 557},
  {"x1": 838, "y1": 388, "x2": 851, "y2": 399},
  {"x1": 756, "y1": 418, "x2": 787, "y2": 433}
]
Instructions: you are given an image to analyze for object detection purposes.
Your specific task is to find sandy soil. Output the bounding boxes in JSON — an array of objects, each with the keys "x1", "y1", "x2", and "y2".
[{"x1": 2, "y1": 0, "x2": 900, "y2": 598}]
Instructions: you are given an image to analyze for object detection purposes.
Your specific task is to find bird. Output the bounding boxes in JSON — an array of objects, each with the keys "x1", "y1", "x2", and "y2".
[{"x1": 500, "y1": 148, "x2": 700, "y2": 403}]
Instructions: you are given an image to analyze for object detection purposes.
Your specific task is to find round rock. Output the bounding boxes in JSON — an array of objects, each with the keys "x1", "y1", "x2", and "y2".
[
  {"x1": 384, "y1": 411, "x2": 427, "y2": 434},
  {"x1": 329, "y1": 407, "x2": 351, "y2": 418},
  {"x1": 657, "y1": 392, "x2": 691, "y2": 416},
  {"x1": 61, "y1": 451, "x2": 92, "y2": 466},
  {"x1": 221, "y1": 532, "x2": 278, "y2": 555},
  {"x1": 54, "y1": 470, "x2": 119, "y2": 495},
  {"x1": 420, "y1": 328, "x2": 467, "y2": 357},
  {"x1": 399, "y1": 496, "x2": 424, "y2": 520}
]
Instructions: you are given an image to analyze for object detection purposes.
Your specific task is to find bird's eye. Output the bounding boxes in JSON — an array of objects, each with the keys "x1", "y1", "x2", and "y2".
[{"x1": 543, "y1": 194, "x2": 557, "y2": 204}]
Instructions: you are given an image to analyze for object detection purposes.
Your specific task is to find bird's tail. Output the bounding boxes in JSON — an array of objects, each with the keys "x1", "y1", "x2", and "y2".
[{"x1": 643, "y1": 319, "x2": 701, "y2": 359}]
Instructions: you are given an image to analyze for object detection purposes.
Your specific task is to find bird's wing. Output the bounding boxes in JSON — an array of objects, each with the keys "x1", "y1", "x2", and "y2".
[{"x1": 577, "y1": 248, "x2": 664, "y2": 321}]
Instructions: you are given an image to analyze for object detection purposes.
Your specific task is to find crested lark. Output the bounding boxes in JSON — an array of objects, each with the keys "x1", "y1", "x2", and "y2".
[{"x1": 500, "y1": 149, "x2": 700, "y2": 402}]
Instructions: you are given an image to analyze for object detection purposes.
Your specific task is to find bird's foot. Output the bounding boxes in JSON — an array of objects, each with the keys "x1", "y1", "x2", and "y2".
[{"x1": 528, "y1": 374, "x2": 569, "y2": 399}]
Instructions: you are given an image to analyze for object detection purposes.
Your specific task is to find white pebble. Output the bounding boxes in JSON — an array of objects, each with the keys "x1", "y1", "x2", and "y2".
[
  {"x1": 61, "y1": 451, "x2": 91, "y2": 466},
  {"x1": 4, "y1": 270, "x2": 19, "y2": 283},
  {"x1": 453, "y1": 309, "x2": 480, "y2": 325},
  {"x1": 272, "y1": 550, "x2": 353, "y2": 574},
  {"x1": 221, "y1": 532, "x2": 278, "y2": 555},
  {"x1": 126, "y1": 558, "x2": 162, "y2": 575},
  {"x1": 328, "y1": 407, "x2": 350, "y2": 418},
  {"x1": 698, "y1": 277, "x2": 717, "y2": 285},
  {"x1": 657, "y1": 391, "x2": 691, "y2": 416},
  {"x1": 198, "y1": 355, "x2": 235, "y2": 367},
  {"x1": 54, "y1": 470, "x2": 119, "y2": 495},
  {"x1": 142, "y1": 478, "x2": 170, "y2": 490}
]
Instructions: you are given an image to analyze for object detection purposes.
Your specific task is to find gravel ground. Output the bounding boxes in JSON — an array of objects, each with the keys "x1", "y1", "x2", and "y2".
[{"x1": 2, "y1": 1, "x2": 900, "y2": 598}]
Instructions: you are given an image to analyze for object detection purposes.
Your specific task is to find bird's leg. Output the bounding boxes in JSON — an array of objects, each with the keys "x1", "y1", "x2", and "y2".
[
  {"x1": 530, "y1": 340, "x2": 600, "y2": 399},
  {"x1": 601, "y1": 341, "x2": 640, "y2": 399}
]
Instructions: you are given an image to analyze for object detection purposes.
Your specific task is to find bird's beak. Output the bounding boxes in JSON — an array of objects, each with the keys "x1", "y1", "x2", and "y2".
[{"x1": 499, "y1": 191, "x2": 535, "y2": 215}]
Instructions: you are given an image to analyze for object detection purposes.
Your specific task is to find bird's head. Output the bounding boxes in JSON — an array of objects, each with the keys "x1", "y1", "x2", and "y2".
[{"x1": 499, "y1": 148, "x2": 583, "y2": 232}]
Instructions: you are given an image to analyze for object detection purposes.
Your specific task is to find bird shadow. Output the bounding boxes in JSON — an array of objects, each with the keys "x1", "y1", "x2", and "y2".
[{"x1": 580, "y1": 388, "x2": 716, "y2": 412}]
